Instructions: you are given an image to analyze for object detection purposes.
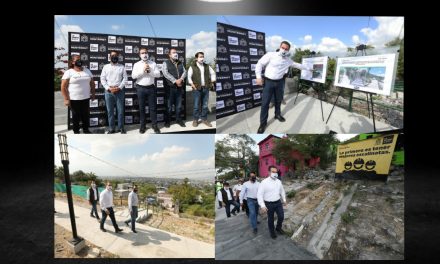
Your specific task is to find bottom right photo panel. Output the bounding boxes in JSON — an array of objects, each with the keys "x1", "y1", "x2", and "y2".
[{"x1": 215, "y1": 131, "x2": 404, "y2": 260}]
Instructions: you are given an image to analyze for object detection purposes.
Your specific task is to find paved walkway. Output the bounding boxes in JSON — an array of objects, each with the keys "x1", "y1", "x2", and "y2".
[
  {"x1": 54, "y1": 200, "x2": 214, "y2": 258},
  {"x1": 216, "y1": 93, "x2": 397, "y2": 134},
  {"x1": 215, "y1": 201, "x2": 318, "y2": 260}
]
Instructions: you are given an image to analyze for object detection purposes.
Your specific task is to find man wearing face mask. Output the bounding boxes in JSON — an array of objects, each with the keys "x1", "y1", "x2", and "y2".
[
  {"x1": 132, "y1": 48, "x2": 161, "y2": 134},
  {"x1": 187, "y1": 52, "x2": 216, "y2": 128},
  {"x1": 255, "y1": 41, "x2": 314, "y2": 133},
  {"x1": 217, "y1": 182, "x2": 239, "y2": 218},
  {"x1": 124, "y1": 185, "x2": 139, "y2": 233},
  {"x1": 162, "y1": 48, "x2": 187, "y2": 128},
  {"x1": 99, "y1": 182, "x2": 123, "y2": 233},
  {"x1": 101, "y1": 50, "x2": 128, "y2": 134},
  {"x1": 232, "y1": 179, "x2": 243, "y2": 213},
  {"x1": 86, "y1": 180, "x2": 100, "y2": 221},
  {"x1": 257, "y1": 165, "x2": 287, "y2": 239},
  {"x1": 240, "y1": 172, "x2": 261, "y2": 235}
]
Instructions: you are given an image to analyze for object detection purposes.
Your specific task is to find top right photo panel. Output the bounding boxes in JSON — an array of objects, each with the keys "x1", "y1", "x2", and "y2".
[{"x1": 215, "y1": 16, "x2": 403, "y2": 134}]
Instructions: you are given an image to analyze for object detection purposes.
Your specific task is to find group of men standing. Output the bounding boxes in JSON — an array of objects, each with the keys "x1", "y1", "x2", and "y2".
[{"x1": 217, "y1": 166, "x2": 287, "y2": 239}]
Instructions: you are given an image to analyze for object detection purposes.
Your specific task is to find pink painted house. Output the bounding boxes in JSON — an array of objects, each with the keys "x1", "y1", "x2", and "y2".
[{"x1": 258, "y1": 135, "x2": 320, "y2": 178}]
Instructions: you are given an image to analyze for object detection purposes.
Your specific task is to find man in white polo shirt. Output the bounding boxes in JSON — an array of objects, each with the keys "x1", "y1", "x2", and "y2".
[
  {"x1": 240, "y1": 172, "x2": 260, "y2": 235},
  {"x1": 257, "y1": 165, "x2": 286, "y2": 239},
  {"x1": 255, "y1": 41, "x2": 313, "y2": 133}
]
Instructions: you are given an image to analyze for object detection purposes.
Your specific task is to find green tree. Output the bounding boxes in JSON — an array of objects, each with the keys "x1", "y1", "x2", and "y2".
[
  {"x1": 385, "y1": 37, "x2": 404, "y2": 80},
  {"x1": 54, "y1": 165, "x2": 64, "y2": 183},
  {"x1": 168, "y1": 180, "x2": 200, "y2": 213}
]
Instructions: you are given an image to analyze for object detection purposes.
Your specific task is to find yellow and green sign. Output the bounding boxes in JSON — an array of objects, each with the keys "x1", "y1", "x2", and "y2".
[{"x1": 336, "y1": 134, "x2": 398, "y2": 180}]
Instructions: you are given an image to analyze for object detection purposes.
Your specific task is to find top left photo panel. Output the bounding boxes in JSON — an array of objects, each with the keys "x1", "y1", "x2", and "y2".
[{"x1": 54, "y1": 15, "x2": 217, "y2": 134}]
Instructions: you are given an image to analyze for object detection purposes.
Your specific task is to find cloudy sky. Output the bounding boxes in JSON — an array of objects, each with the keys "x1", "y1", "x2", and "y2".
[
  {"x1": 54, "y1": 134, "x2": 215, "y2": 179},
  {"x1": 54, "y1": 15, "x2": 216, "y2": 65},
  {"x1": 218, "y1": 16, "x2": 404, "y2": 57}
]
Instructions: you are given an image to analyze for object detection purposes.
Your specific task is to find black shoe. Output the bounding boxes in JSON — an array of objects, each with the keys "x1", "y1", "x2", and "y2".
[
  {"x1": 120, "y1": 128, "x2": 126, "y2": 134},
  {"x1": 96, "y1": 217, "x2": 100, "y2": 220},
  {"x1": 232, "y1": 212, "x2": 237, "y2": 216},
  {"x1": 139, "y1": 127, "x2": 146, "y2": 134},
  {"x1": 275, "y1": 115, "x2": 286, "y2": 122},
  {"x1": 257, "y1": 124, "x2": 266, "y2": 134},
  {"x1": 90, "y1": 214, "x2": 95, "y2": 218},
  {"x1": 125, "y1": 221, "x2": 129, "y2": 227},
  {"x1": 253, "y1": 228, "x2": 258, "y2": 234},
  {"x1": 107, "y1": 130, "x2": 115, "y2": 134},
  {"x1": 177, "y1": 120, "x2": 186, "y2": 127},
  {"x1": 100, "y1": 228, "x2": 107, "y2": 232},
  {"x1": 276, "y1": 228, "x2": 286, "y2": 235},
  {"x1": 164, "y1": 122, "x2": 170, "y2": 128},
  {"x1": 270, "y1": 233, "x2": 277, "y2": 239},
  {"x1": 83, "y1": 129, "x2": 92, "y2": 134},
  {"x1": 132, "y1": 230, "x2": 137, "y2": 233},
  {"x1": 115, "y1": 228, "x2": 123, "y2": 233},
  {"x1": 152, "y1": 125, "x2": 161, "y2": 134}
]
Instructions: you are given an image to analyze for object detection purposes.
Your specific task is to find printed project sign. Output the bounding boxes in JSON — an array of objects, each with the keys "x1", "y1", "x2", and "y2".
[
  {"x1": 300, "y1": 56, "x2": 328, "y2": 83},
  {"x1": 334, "y1": 53, "x2": 398, "y2": 96}
]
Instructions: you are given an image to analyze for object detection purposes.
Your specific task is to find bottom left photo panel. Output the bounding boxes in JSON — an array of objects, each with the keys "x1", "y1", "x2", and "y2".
[{"x1": 54, "y1": 134, "x2": 215, "y2": 258}]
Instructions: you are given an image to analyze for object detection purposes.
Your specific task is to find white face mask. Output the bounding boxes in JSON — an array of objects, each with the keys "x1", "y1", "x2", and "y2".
[
  {"x1": 171, "y1": 53, "x2": 178, "y2": 60},
  {"x1": 141, "y1": 53, "x2": 149, "y2": 61},
  {"x1": 279, "y1": 48, "x2": 291, "y2": 58},
  {"x1": 224, "y1": 187, "x2": 229, "y2": 190},
  {"x1": 91, "y1": 184, "x2": 96, "y2": 188},
  {"x1": 197, "y1": 57, "x2": 204, "y2": 64},
  {"x1": 270, "y1": 172, "x2": 278, "y2": 179},
  {"x1": 107, "y1": 186, "x2": 112, "y2": 191}
]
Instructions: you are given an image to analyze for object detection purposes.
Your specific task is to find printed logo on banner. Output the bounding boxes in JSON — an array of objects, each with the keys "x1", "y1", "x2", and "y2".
[
  {"x1": 179, "y1": 57, "x2": 184, "y2": 63},
  {"x1": 125, "y1": 115, "x2": 133, "y2": 124},
  {"x1": 133, "y1": 115, "x2": 140, "y2": 123},
  {"x1": 246, "y1": 102, "x2": 253, "y2": 109},
  {"x1": 228, "y1": 36, "x2": 238, "y2": 45},
  {"x1": 164, "y1": 48, "x2": 170, "y2": 55},
  {"x1": 89, "y1": 117, "x2": 99, "y2": 127},
  {"x1": 220, "y1": 64, "x2": 230, "y2": 72},
  {"x1": 99, "y1": 62, "x2": 105, "y2": 70},
  {"x1": 243, "y1": 72, "x2": 250, "y2": 79},
  {"x1": 99, "y1": 117, "x2": 106, "y2": 126},
  {"x1": 149, "y1": 55, "x2": 156, "y2": 62},
  {"x1": 252, "y1": 79, "x2": 257, "y2": 86},
  {"x1": 132, "y1": 98, "x2": 138, "y2": 106},
  {"x1": 125, "y1": 46, "x2": 133, "y2": 53},
  {"x1": 233, "y1": 72, "x2": 242, "y2": 80},
  {"x1": 99, "y1": 99, "x2": 106, "y2": 107},
  {"x1": 218, "y1": 45, "x2": 227, "y2": 53},
  {"x1": 216, "y1": 64, "x2": 219, "y2": 72},
  {"x1": 141, "y1": 38, "x2": 149, "y2": 46},
  {"x1": 245, "y1": 87, "x2": 252, "y2": 95},
  {"x1": 226, "y1": 99, "x2": 234, "y2": 107},
  {"x1": 249, "y1": 48, "x2": 257, "y2": 56},
  {"x1": 90, "y1": 44, "x2": 98, "y2": 52},
  {"x1": 125, "y1": 80, "x2": 133, "y2": 88},
  {"x1": 257, "y1": 33, "x2": 264, "y2": 40},
  {"x1": 71, "y1": 33, "x2": 80, "y2": 42},
  {"x1": 118, "y1": 54, "x2": 124, "y2": 62},
  {"x1": 248, "y1": 31, "x2": 257, "y2": 39},
  {"x1": 217, "y1": 24, "x2": 225, "y2": 33},
  {"x1": 125, "y1": 98, "x2": 133, "y2": 106},
  {"x1": 149, "y1": 39, "x2": 155, "y2": 46},
  {"x1": 80, "y1": 53, "x2": 88, "y2": 61},
  {"x1": 230, "y1": 55, "x2": 241, "y2": 63},
  {"x1": 89, "y1": 99, "x2": 98, "y2": 108},
  {"x1": 157, "y1": 114, "x2": 164, "y2": 122},
  {"x1": 237, "y1": 103, "x2": 246, "y2": 112},
  {"x1": 81, "y1": 35, "x2": 88, "y2": 42},
  {"x1": 125, "y1": 63, "x2": 133, "y2": 71},
  {"x1": 108, "y1": 36, "x2": 116, "y2": 44},
  {"x1": 217, "y1": 100, "x2": 225, "y2": 109},
  {"x1": 156, "y1": 80, "x2": 164, "y2": 88},
  {"x1": 133, "y1": 46, "x2": 139, "y2": 54},
  {"x1": 241, "y1": 56, "x2": 249, "y2": 63},
  {"x1": 253, "y1": 92, "x2": 261, "y2": 100},
  {"x1": 178, "y1": 40, "x2": 185, "y2": 47},
  {"x1": 156, "y1": 64, "x2": 163, "y2": 72},
  {"x1": 89, "y1": 62, "x2": 98, "y2": 71},
  {"x1": 117, "y1": 37, "x2": 124, "y2": 44},
  {"x1": 235, "y1": 88, "x2": 244, "y2": 97},
  {"x1": 251, "y1": 64, "x2": 256, "y2": 71},
  {"x1": 71, "y1": 52, "x2": 80, "y2": 56},
  {"x1": 239, "y1": 38, "x2": 247, "y2": 46},
  {"x1": 99, "y1": 44, "x2": 106, "y2": 52},
  {"x1": 157, "y1": 97, "x2": 164, "y2": 105},
  {"x1": 223, "y1": 82, "x2": 232, "y2": 90},
  {"x1": 171, "y1": 40, "x2": 178, "y2": 47},
  {"x1": 258, "y1": 49, "x2": 265, "y2": 56},
  {"x1": 157, "y1": 47, "x2": 163, "y2": 55}
]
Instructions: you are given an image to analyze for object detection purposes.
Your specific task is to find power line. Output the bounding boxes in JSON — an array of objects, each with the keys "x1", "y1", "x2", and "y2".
[{"x1": 147, "y1": 16, "x2": 157, "y2": 37}]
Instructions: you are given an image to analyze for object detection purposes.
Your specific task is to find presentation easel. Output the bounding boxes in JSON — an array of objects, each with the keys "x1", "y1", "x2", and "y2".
[{"x1": 325, "y1": 48, "x2": 377, "y2": 132}]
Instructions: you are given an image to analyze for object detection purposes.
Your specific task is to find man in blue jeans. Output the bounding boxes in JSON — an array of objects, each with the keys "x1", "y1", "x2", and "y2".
[
  {"x1": 86, "y1": 180, "x2": 100, "y2": 220},
  {"x1": 217, "y1": 182, "x2": 239, "y2": 218},
  {"x1": 101, "y1": 50, "x2": 128, "y2": 134},
  {"x1": 257, "y1": 165, "x2": 287, "y2": 239},
  {"x1": 255, "y1": 41, "x2": 313, "y2": 133},
  {"x1": 124, "y1": 185, "x2": 139, "y2": 233},
  {"x1": 188, "y1": 51, "x2": 216, "y2": 128},
  {"x1": 240, "y1": 172, "x2": 260, "y2": 234}
]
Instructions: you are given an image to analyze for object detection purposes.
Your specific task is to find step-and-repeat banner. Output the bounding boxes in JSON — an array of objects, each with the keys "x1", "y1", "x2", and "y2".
[
  {"x1": 68, "y1": 32, "x2": 186, "y2": 129},
  {"x1": 216, "y1": 23, "x2": 265, "y2": 119}
]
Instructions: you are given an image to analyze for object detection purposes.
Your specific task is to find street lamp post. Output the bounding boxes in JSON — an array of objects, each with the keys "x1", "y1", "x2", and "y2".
[{"x1": 57, "y1": 134, "x2": 85, "y2": 253}]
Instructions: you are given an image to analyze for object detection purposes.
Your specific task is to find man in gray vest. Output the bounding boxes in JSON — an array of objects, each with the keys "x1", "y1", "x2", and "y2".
[
  {"x1": 188, "y1": 51, "x2": 216, "y2": 128},
  {"x1": 162, "y1": 48, "x2": 187, "y2": 128},
  {"x1": 86, "y1": 180, "x2": 100, "y2": 220},
  {"x1": 124, "y1": 185, "x2": 139, "y2": 233}
]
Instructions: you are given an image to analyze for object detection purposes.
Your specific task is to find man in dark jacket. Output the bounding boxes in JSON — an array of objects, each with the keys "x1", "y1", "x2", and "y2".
[
  {"x1": 217, "y1": 182, "x2": 239, "y2": 218},
  {"x1": 87, "y1": 180, "x2": 100, "y2": 220}
]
